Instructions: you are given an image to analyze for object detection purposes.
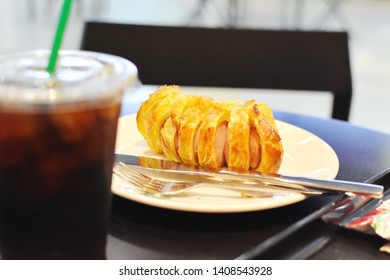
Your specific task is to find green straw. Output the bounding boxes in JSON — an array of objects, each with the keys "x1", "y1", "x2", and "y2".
[{"x1": 47, "y1": 0, "x2": 73, "y2": 75}]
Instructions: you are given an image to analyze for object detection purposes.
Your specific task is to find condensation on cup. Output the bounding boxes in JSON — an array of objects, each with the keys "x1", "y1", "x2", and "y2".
[{"x1": 0, "y1": 50, "x2": 138, "y2": 259}]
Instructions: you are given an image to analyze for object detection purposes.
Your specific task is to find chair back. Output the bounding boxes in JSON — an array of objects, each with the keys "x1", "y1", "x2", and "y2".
[{"x1": 81, "y1": 22, "x2": 352, "y2": 120}]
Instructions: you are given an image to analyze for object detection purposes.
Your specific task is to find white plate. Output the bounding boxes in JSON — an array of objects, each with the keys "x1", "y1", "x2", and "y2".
[{"x1": 112, "y1": 114, "x2": 339, "y2": 213}]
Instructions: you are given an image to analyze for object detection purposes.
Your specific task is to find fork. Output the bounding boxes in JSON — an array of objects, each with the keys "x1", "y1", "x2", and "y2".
[{"x1": 113, "y1": 162, "x2": 321, "y2": 196}]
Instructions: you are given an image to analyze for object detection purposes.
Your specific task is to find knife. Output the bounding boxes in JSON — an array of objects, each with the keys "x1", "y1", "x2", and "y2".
[{"x1": 114, "y1": 153, "x2": 384, "y2": 198}]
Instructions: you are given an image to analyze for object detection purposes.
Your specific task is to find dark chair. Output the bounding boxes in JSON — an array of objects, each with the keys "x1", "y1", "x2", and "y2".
[{"x1": 81, "y1": 21, "x2": 352, "y2": 121}]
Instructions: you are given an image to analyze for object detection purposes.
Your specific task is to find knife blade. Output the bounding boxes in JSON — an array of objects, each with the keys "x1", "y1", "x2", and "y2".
[{"x1": 114, "y1": 153, "x2": 384, "y2": 198}]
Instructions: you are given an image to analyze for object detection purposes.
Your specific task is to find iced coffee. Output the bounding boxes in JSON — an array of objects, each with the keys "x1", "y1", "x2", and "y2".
[{"x1": 0, "y1": 50, "x2": 138, "y2": 259}]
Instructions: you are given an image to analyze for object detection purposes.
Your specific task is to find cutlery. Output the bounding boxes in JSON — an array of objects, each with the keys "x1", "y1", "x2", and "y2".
[
  {"x1": 114, "y1": 153, "x2": 384, "y2": 198},
  {"x1": 236, "y1": 169, "x2": 390, "y2": 259},
  {"x1": 114, "y1": 162, "x2": 276, "y2": 196}
]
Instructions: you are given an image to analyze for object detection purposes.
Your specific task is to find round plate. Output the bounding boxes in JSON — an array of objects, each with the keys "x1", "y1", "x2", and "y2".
[{"x1": 113, "y1": 115, "x2": 339, "y2": 213}]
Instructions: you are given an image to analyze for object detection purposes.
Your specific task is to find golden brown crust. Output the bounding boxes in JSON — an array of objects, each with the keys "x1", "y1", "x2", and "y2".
[
  {"x1": 160, "y1": 116, "x2": 180, "y2": 162},
  {"x1": 161, "y1": 94, "x2": 213, "y2": 163},
  {"x1": 177, "y1": 107, "x2": 203, "y2": 165},
  {"x1": 226, "y1": 106, "x2": 250, "y2": 170},
  {"x1": 246, "y1": 102, "x2": 283, "y2": 173},
  {"x1": 160, "y1": 93, "x2": 193, "y2": 162},
  {"x1": 136, "y1": 85, "x2": 283, "y2": 173},
  {"x1": 147, "y1": 91, "x2": 181, "y2": 153},
  {"x1": 197, "y1": 103, "x2": 230, "y2": 169},
  {"x1": 137, "y1": 85, "x2": 181, "y2": 138}
]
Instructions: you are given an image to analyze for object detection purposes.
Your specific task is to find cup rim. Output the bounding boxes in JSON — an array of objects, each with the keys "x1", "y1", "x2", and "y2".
[{"x1": 0, "y1": 49, "x2": 139, "y2": 105}]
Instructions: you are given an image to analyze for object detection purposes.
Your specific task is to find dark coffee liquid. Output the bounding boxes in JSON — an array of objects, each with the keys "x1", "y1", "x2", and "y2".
[{"x1": 0, "y1": 100, "x2": 121, "y2": 259}]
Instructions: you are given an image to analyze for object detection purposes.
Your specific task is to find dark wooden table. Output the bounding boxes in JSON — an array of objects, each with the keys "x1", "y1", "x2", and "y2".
[{"x1": 106, "y1": 102, "x2": 390, "y2": 260}]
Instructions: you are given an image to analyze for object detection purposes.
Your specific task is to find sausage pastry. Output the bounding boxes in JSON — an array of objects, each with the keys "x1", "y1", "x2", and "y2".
[{"x1": 136, "y1": 85, "x2": 283, "y2": 173}]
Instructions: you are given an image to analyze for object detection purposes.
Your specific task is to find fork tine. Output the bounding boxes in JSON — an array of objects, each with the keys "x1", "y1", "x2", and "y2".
[
  {"x1": 124, "y1": 168, "x2": 163, "y2": 190},
  {"x1": 114, "y1": 168, "x2": 159, "y2": 193},
  {"x1": 114, "y1": 162, "x2": 163, "y2": 193},
  {"x1": 114, "y1": 163, "x2": 147, "y2": 186}
]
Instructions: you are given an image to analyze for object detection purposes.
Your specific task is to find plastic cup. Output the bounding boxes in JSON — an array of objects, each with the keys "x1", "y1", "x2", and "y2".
[{"x1": 0, "y1": 50, "x2": 138, "y2": 259}]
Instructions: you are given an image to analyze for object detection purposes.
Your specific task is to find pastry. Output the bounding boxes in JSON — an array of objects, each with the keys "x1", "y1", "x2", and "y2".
[{"x1": 136, "y1": 85, "x2": 283, "y2": 173}]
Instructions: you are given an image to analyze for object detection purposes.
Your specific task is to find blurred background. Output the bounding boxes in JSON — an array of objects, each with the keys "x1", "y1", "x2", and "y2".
[{"x1": 0, "y1": 0, "x2": 389, "y2": 134}]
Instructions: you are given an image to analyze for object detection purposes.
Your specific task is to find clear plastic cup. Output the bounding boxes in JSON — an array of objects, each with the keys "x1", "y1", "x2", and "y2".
[{"x1": 0, "y1": 50, "x2": 138, "y2": 259}]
